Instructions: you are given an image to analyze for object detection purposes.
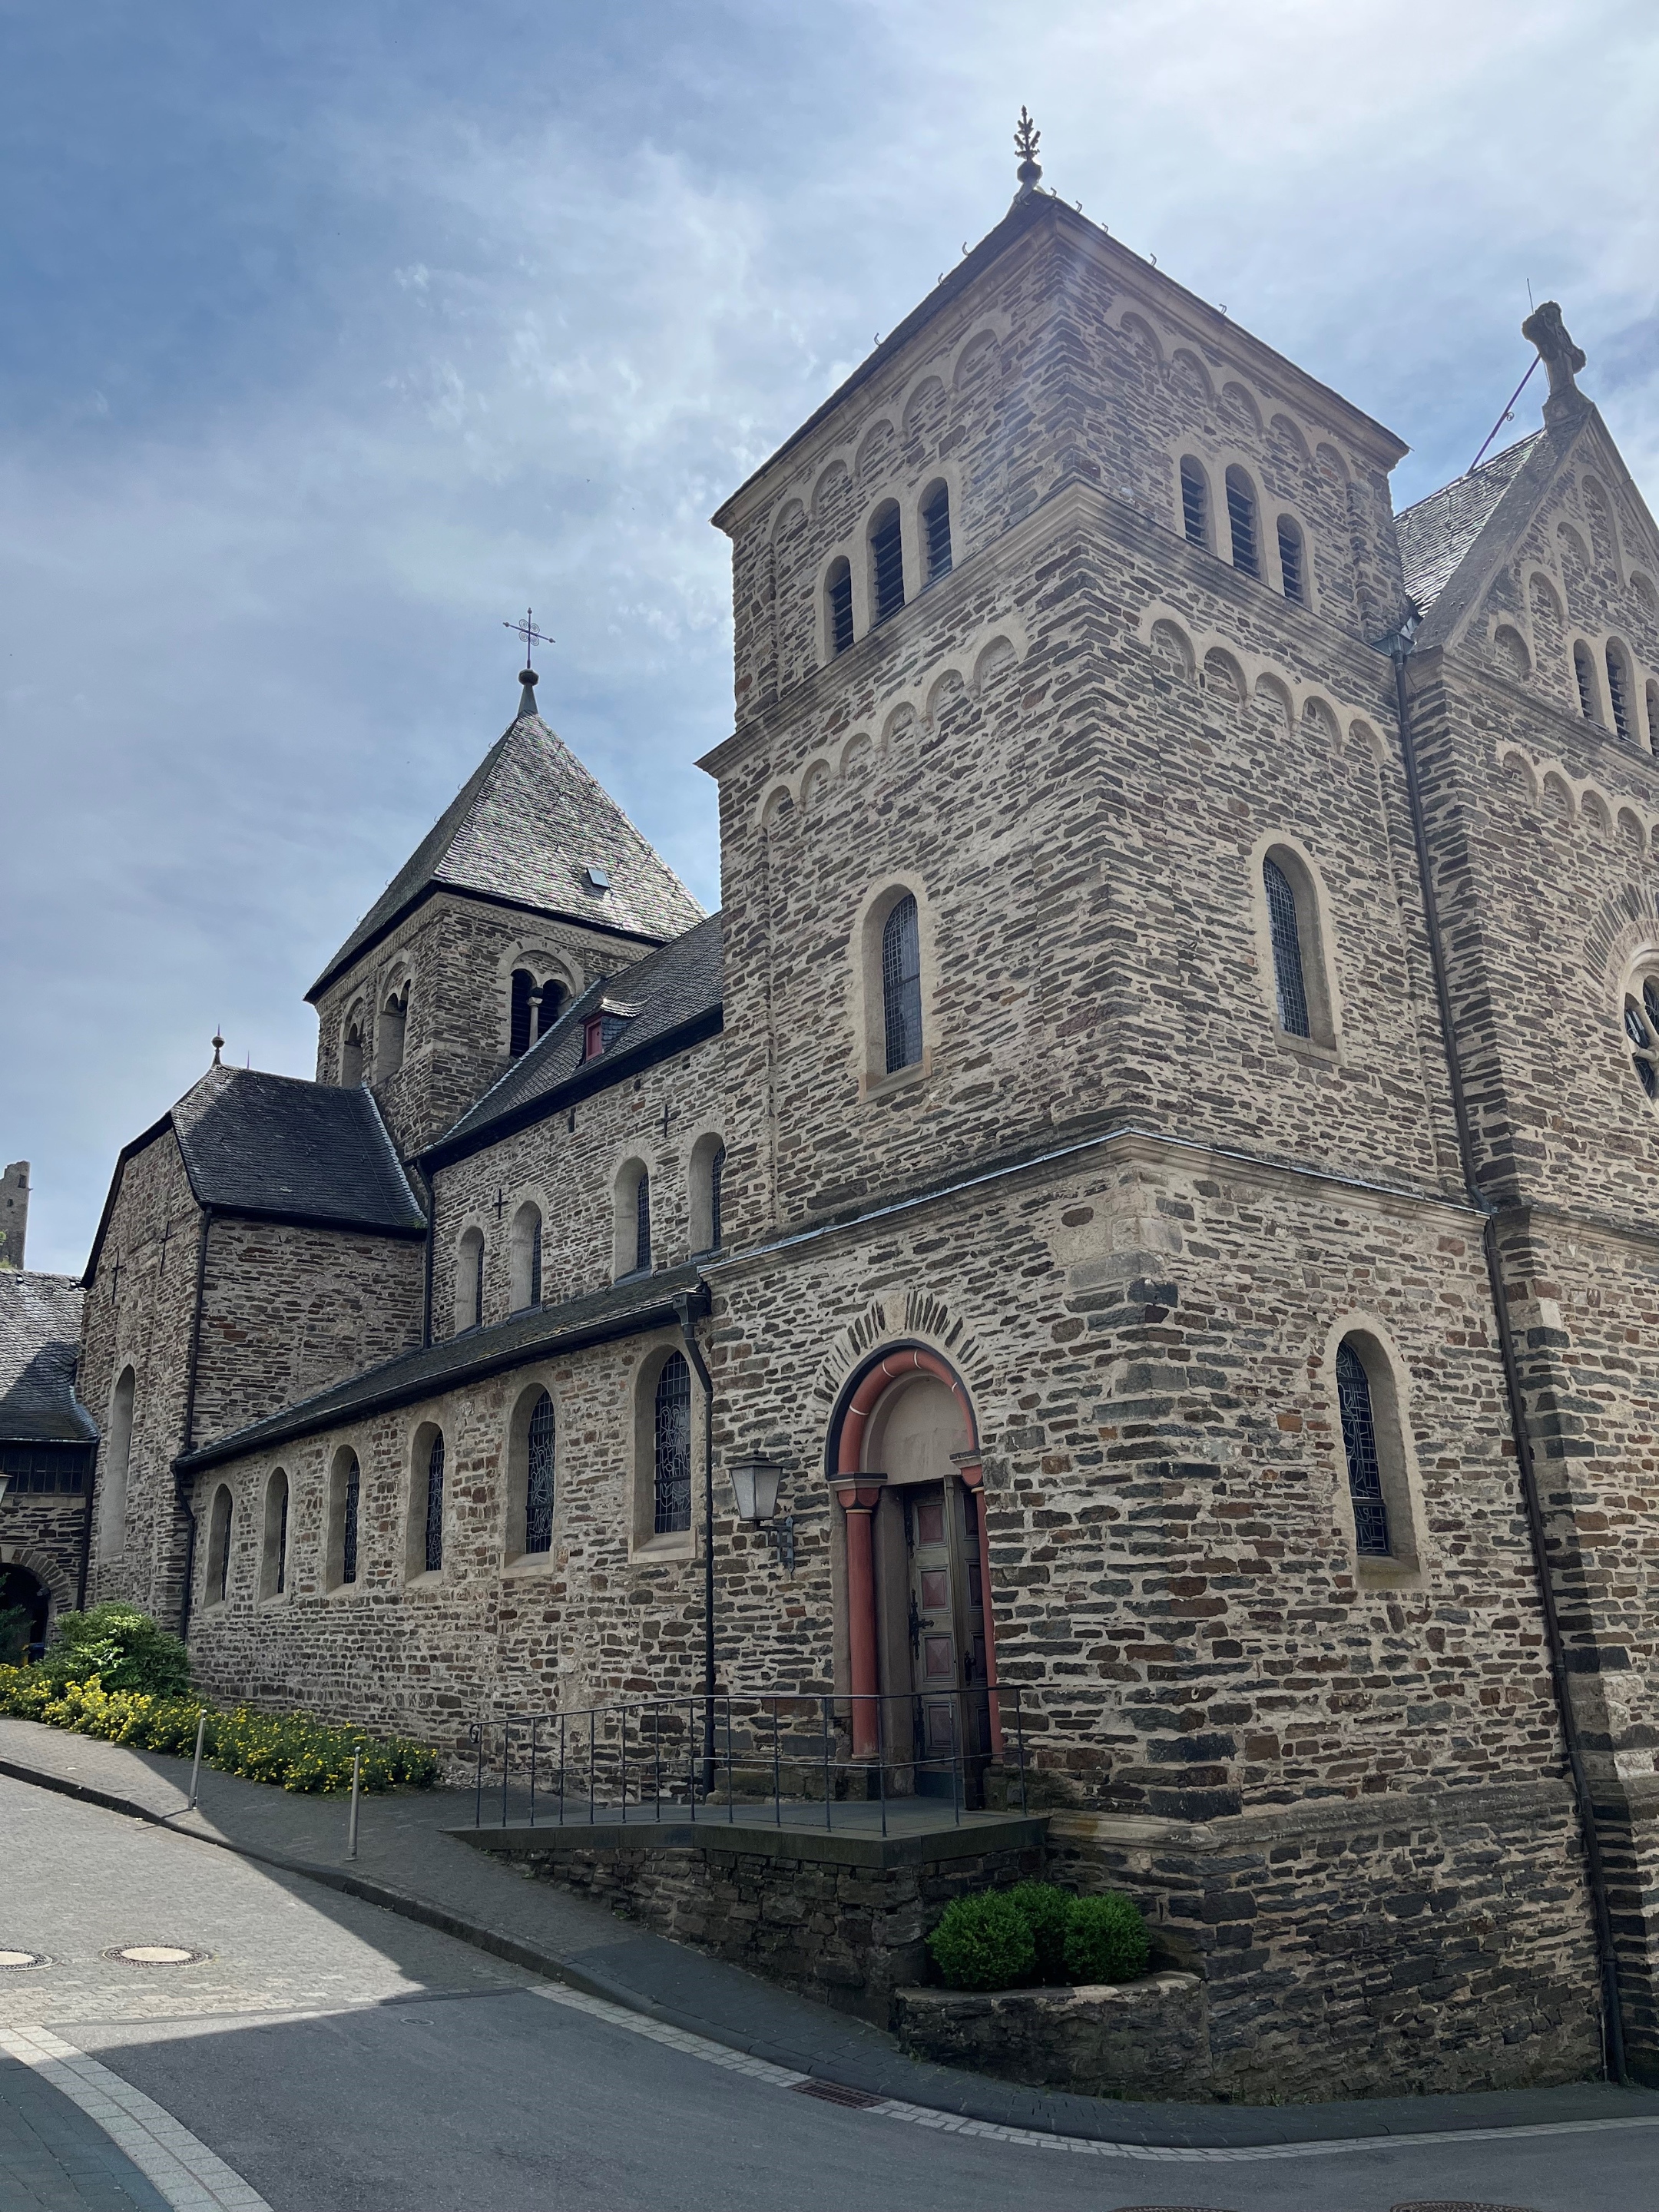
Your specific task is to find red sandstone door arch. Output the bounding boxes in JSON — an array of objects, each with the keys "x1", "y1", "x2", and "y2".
[{"x1": 828, "y1": 1348, "x2": 1002, "y2": 1773}]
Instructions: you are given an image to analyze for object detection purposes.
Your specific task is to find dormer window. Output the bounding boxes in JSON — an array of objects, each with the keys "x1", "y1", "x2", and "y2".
[{"x1": 584, "y1": 1015, "x2": 604, "y2": 1061}]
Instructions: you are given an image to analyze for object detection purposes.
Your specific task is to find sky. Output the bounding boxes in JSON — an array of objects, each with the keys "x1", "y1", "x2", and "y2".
[{"x1": 4, "y1": 0, "x2": 1657, "y2": 1274}]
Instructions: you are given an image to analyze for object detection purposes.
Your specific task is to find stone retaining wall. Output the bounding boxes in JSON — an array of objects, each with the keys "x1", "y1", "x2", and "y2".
[{"x1": 892, "y1": 1974, "x2": 1210, "y2": 2101}]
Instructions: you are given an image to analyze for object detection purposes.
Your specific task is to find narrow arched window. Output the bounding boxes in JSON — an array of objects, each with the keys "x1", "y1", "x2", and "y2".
[
  {"x1": 537, "y1": 979, "x2": 565, "y2": 1038},
  {"x1": 1574, "y1": 641, "x2": 1601, "y2": 724},
  {"x1": 1226, "y1": 468, "x2": 1259, "y2": 576},
  {"x1": 870, "y1": 502, "x2": 905, "y2": 624},
  {"x1": 207, "y1": 1485, "x2": 233, "y2": 1605},
  {"x1": 1336, "y1": 1343, "x2": 1390, "y2": 1558},
  {"x1": 1263, "y1": 858, "x2": 1310, "y2": 1038},
  {"x1": 1647, "y1": 682, "x2": 1659, "y2": 757},
  {"x1": 261, "y1": 1469, "x2": 290, "y2": 1600},
  {"x1": 882, "y1": 894, "x2": 923, "y2": 1073},
  {"x1": 101, "y1": 1366, "x2": 135, "y2": 1560},
  {"x1": 635, "y1": 1171, "x2": 652, "y2": 1273},
  {"x1": 378, "y1": 986, "x2": 407, "y2": 1078},
  {"x1": 525, "y1": 1390, "x2": 555, "y2": 1554},
  {"x1": 341, "y1": 1022, "x2": 365, "y2": 1088},
  {"x1": 1606, "y1": 645, "x2": 1633, "y2": 740},
  {"x1": 342, "y1": 1453, "x2": 360, "y2": 1584},
  {"x1": 509, "y1": 1202, "x2": 542, "y2": 1312},
  {"x1": 1179, "y1": 458, "x2": 1208, "y2": 547},
  {"x1": 922, "y1": 483, "x2": 952, "y2": 584},
  {"x1": 826, "y1": 558, "x2": 853, "y2": 656},
  {"x1": 509, "y1": 969, "x2": 535, "y2": 1058},
  {"x1": 455, "y1": 1227, "x2": 485, "y2": 1335},
  {"x1": 653, "y1": 1353, "x2": 692, "y2": 1535},
  {"x1": 1624, "y1": 978, "x2": 1659, "y2": 1101},
  {"x1": 709, "y1": 1143, "x2": 725, "y2": 1251},
  {"x1": 1277, "y1": 517, "x2": 1306, "y2": 604},
  {"x1": 424, "y1": 1432, "x2": 445, "y2": 1574}
]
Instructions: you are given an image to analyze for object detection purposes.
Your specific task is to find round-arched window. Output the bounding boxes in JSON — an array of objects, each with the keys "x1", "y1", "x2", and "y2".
[{"x1": 1624, "y1": 977, "x2": 1659, "y2": 1099}]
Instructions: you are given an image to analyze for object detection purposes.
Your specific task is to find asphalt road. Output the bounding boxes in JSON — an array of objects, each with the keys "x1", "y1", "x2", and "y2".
[{"x1": 2, "y1": 1774, "x2": 1655, "y2": 2212}]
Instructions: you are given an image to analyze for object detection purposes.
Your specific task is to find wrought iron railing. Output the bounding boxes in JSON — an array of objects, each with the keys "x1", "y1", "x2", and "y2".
[{"x1": 469, "y1": 1686, "x2": 1028, "y2": 1839}]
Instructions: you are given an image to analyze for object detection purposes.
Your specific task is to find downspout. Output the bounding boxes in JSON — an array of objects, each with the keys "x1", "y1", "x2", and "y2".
[
  {"x1": 1388, "y1": 632, "x2": 1627, "y2": 2084},
  {"x1": 175, "y1": 1205, "x2": 214, "y2": 1641},
  {"x1": 674, "y1": 1285, "x2": 716, "y2": 1791},
  {"x1": 412, "y1": 1164, "x2": 435, "y2": 1349},
  {"x1": 75, "y1": 1441, "x2": 98, "y2": 1610}
]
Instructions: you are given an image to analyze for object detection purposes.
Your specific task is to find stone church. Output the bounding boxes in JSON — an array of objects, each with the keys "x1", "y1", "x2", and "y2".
[{"x1": 57, "y1": 134, "x2": 1659, "y2": 2097}]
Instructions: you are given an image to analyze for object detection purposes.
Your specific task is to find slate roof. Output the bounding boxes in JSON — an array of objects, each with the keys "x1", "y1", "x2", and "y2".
[
  {"x1": 177, "y1": 1264, "x2": 705, "y2": 1473},
  {"x1": 423, "y1": 914, "x2": 724, "y2": 1166},
  {"x1": 310, "y1": 711, "x2": 705, "y2": 1000},
  {"x1": 0, "y1": 1272, "x2": 94, "y2": 1445},
  {"x1": 1397, "y1": 433, "x2": 1545, "y2": 612}
]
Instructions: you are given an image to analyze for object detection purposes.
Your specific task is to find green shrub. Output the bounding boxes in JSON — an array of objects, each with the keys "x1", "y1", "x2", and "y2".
[
  {"x1": 0, "y1": 1606, "x2": 32, "y2": 1667},
  {"x1": 0, "y1": 1667, "x2": 437, "y2": 1796},
  {"x1": 1063, "y1": 1891, "x2": 1151, "y2": 1985},
  {"x1": 35, "y1": 1604, "x2": 190, "y2": 1697},
  {"x1": 1004, "y1": 1880, "x2": 1071, "y2": 1984},
  {"x1": 926, "y1": 1889, "x2": 1037, "y2": 1991}
]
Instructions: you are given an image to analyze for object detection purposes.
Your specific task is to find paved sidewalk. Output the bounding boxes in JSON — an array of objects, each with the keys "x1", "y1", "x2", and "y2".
[{"x1": 3, "y1": 1713, "x2": 1654, "y2": 2154}]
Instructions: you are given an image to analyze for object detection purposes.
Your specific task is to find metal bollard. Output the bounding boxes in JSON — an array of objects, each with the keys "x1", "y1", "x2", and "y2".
[
  {"x1": 347, "y1": 1750, "x2": 362, "y2": 1859},
  {"x1": 187, "y1": 1711, "x2": 207, "y2": 1810}
]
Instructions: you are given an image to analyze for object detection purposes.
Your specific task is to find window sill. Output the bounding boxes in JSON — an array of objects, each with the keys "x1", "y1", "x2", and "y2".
[
  {"x1": 405, "y1": 1568, "x2": 446, "y2": 1593},
  {"x1": 631, "y1": 1531, "x2": 697, "y2": 1564},
  {"x1": 257, "y1": 1591, "x2": 290, "y2": 1610},
  {"x1": 503, "y1": 1550, "x2": 559, "y2": 1578},
  {"x1": 859, "y1": 1053, "x2": 932, "y2": 1104},
  {"x1": 1355, "y1": 1556, "x2": 1425, "y2": 1593},
  {"x1": 326, "y1": 1581, "x2": 366, "y2": 1601},
  {"x1": 1273, "y1": 1026, "x2": 1339, "y2": 1065}
]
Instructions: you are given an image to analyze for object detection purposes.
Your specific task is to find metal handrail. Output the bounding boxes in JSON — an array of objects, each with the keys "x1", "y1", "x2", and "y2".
[{"x1": 470, "y1": 1685, "x2": 1026, "y2": 1840}]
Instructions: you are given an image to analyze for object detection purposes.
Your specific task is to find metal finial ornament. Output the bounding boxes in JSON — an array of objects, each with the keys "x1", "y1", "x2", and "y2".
[
  {"x1": 1014, "y1": 107, "x2": 1042, "y2": 191},
  {"x1": 211, "y1": 1029, "x2": 224, "y2": 1066},
  {"x1": 504, "y1": 608, "x2": 553, "y2": 717}
]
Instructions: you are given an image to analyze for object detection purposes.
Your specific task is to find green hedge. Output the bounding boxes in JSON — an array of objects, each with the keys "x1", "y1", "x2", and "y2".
[
  {"x1": 29, "y1": 1604, "x2": 191, "y2": 1697},
  {"x1": 926, "y1": 1883, "x2": 1151, "y2": 1992},
  {"x1": 0, "y1": 1668, "x2": 437, "y2": 1795}
]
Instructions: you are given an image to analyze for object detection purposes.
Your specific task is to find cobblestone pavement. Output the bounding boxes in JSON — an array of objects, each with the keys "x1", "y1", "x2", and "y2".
[{"x1": 5, "y1": 1771, "x2": 1659, "y2": 2210}]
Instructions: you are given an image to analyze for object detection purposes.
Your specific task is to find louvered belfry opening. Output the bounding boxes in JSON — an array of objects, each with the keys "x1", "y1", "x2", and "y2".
[
  {"x1": 1336, "y1": 1343, "x2": 1391, "y2": 1558},
  {"x1": 509, "y1": 968, "x2": 535, "y2": 1058},
  {"x1": 1180, "y1": 458, "x2": 1208, "y2": 547},
  {"x1": 1607, "y1": 646, "x2": 1632, "y2": 740},
  {"x1": 1575, "y1": 641, "x2": 1600, "y2": 723},
  {"x1": 826, "y1": 558, "x2": 853, "y2": 654},
  {"x1": 870, "y1": 503, "x2": 905, "y2": 624},
  {"x1": 1263, "y1": 858, "x2": 1311, "y2": 1038},
  {"x1": 654, "y1": 1353, "x2": 692, "y2": 1534},
  {"x1": 922, "y1": 484, "x2": 952, "y2": 583},
  {"x1": 1226, "y1": 467, "x2": 1259, "y2": 577},
  {"x1": 1277, "y1": 517, "x2": 1305, "y2": 603},
  {"x1": 882, "y1": 894, "x2": 923, "y2": 1072}
]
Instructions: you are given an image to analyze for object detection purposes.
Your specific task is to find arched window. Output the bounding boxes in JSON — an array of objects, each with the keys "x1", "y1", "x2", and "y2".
[
  {"x1": 882, "y1": 893, "x2": 923, "y2": 1073},
  {"x1": 869, "y1": 502, "x2": 905, "y2": 624},
  {"x1": 537, "y1": 979, "x2": 565, "y2": 1038},
  {"x1": 509, "y1": 1203, "x2": 542, "y2": 1312},
  {"x1": 1179, "y1": 458, "x2": 1209, "y2": 547},
  {"x1": 1624, "y1": 976, "x2": 1659, "y2": 1101},
  {"x1": 921, "y1": 482, "x2": 952, "y2": 584},
  {"x1": 1225, "y1": 466, "x2": 1260, "y2": 578},
  {"x1": 653, "y1": 1353, "x2": 692, "y2": 1535},
  {"x1": 1606, "y1": 644, "x2": 1634, "y2": 741},
  {"x1": 635, "y1": 1170, "x2": 652, "y2": 1274},
  {"x1": 525, "y1": 1391, "x2": 555, "y2": 1554},
  {"x1": 826, "y1": 558, "x2": 853, "y2": 657},
  {"x1": 1574, "y1": 641, "x2": 1602, "y2": 724},
  {"x1": 1648, "y1": 682, "x2": 1659, "y2": 757},
  {"x1": 1336, "y1": 1343, "x2": 1390, "y2": 1558},
  {"x1": 101, "y1": 1366, "x2": 135, "y2": 1560},
  {"x1": 1277, "y1": 516, "x2": 1306, "y2": 604},
  {"x1": 1263, "y1": 856, "x2": 1311, "y2": 1038},
  {"x1": 510, "y1": 969, "x2": 536, "y2": 1058},
  {"x1": 377, "y1": 985, "x2": 408, "y2": 1078},
  {"x1": 422, "y1": 1429, "x2": 445, "y2": 1575},
  {"x1": 206, "y1": 1485, "x2": 233, "y2": 1607},
  {"x1": 689, "y1": 1134, "x2": 726, "y2": 1255},
  {"x1": 260, "y1": 1469, "x2": 289, "y2": 1600},
  {"x1": 455, "y1": 1227, "x2": 484, "y2": 1335},
  {"x1": 327, "y1": 1449, "x2": 361, "y2": 1589},
  {"x1": 709, "y1": 1144, "x2": 725, "y2": 1252},
  {"x1": 340, "y1": 1021, "x2": 365, "y2": 1088}
]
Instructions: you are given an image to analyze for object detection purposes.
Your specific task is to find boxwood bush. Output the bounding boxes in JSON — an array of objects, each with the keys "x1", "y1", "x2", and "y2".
[
  {"x1": 926, "y1": 1882, "x2": 1151, "y2": 1992},
  {"x1": 1005, "y1": 1879, "x2": 1072, "y2": 1984},
  {"x1": 926, "y1": 1889, "x2": 1037, "y2": 1990},
  {"x1": 1063, "y1": 1891, "x2": 1151, "y2": 1985}
]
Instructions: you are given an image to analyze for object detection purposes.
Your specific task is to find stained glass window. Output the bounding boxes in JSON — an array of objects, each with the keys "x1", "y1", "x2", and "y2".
[
  {"x1": 1336, "y1": 1343, "x2": 1391, "y2": 1558},
  {"x1": 342, "y1": 1455, "x2": 359, "y2": 1585},
  {"x1": 1263, "y1": 858, "x2": 1310, "y2": 1038},
  {"x1": 654, "y1": 1354, "x2": 692, "y2": 1535},
  {"x1": 525, "y1": 1391, "x2": 554, "y2": 1555},
  {"x1": 882, "y1": 895, "x2": 922, "y2": 1073},
  {"x1": 635, "y1": 1171, "x2": 652, "y2": 1273},
  {"x1": 276, "y1": 1482, "x2": 288, "y2": 1596},
  {"x1": 424, "y1": 1432, "x2": 445, "y2": 1575},
  {"x1": 1626, "y1": 982, "x2": 1659, "y2": 1100}
]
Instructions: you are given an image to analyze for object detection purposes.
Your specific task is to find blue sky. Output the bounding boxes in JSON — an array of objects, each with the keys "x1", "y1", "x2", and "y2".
[{"x1": 5, "y1": 0, "x2": 1657, "y2": 1273}]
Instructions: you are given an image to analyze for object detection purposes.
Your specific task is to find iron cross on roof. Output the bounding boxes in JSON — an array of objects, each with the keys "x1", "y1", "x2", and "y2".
[{"x1": 505, "y1": 608, "x2": 553, "y2": 674}]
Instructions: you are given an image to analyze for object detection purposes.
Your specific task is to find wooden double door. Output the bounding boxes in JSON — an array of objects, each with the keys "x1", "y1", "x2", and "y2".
[{"x1": 902, "y1": 1479, "x2": 992, "y2": 1796}]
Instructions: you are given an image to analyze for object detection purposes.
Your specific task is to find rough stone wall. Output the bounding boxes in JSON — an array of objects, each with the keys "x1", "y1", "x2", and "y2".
[
  {"x1": 426, "y1": 1034, "x2": 725, "y2": 1336},
  {"x1": 189, "y1": 1217, "x2": 425, "y2": 1451},
  {"x1": 79, "y1": 1132, "x2": 200, "y2": 1624},
  {"x1": 1, "y1": 1498, "x2": 86, "y2": 1615},
  {"x1": 312, "y1": 889, "x2": 659, "y2": 1161}
]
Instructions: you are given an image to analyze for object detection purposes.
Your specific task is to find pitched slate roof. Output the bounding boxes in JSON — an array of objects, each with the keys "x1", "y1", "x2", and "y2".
[
  {"x1": 0, "y1": 1272, "x2": 95, "y2": 1445},
  {"x1": 176, "y1": 1264, "x2": 706, "y2": 1473},
  {"x1": 309, "y1": 710, "x2": 705, "y2": 1000},
  {"x1": 422, "y1": 915, "x2": 724, "y2": 1166},
  {"x1": 1397, "y1": 433, "x2": 1545, "y2": 613}
]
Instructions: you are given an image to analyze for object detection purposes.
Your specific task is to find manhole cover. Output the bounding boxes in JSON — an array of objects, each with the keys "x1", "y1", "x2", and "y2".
[
  {"x1": 101, "y1": 1945, "x2": 211, "y2": 1968},
  {"x1": 791, "y1": 2079, "x2": 882, "y2": 2109},
  {"x1": 0, "y1": 1949, "x2": 48, "y2": 1970},
  {"x1": 1389, "y1": 2202, "x2": 1540, "y2": 2211}
]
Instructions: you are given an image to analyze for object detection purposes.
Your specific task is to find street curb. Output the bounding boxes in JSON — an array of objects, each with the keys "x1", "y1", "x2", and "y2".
[{"x1": 6, "y1": 1750, "x2": 1654, "y2": 2151}]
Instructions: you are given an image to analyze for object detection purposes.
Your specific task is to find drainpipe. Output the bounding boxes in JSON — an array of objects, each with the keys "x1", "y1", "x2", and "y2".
[
  {"x1": 1388, "y1": 631, "x2": 1627, "y2": 2084},
  {"x1": 175, "y1": 1206, "x2": 214, "y2": 1641},
  {"x1": 75, "y1": 1440, "x2": 98, "y2": 1610},
  {"x1": 674, "y1": 1285, "x2": 716, "y2": 1792},
  {"x1": 412, "y1": 1164, "x2": 435, "y2": 1349}
]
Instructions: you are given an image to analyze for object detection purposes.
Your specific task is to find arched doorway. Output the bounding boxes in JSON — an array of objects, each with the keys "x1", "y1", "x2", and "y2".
[
  {"x1": 0, "y1": 1563, "x2": 51, "y2": 1664},
  {"x1": 829, "y1": 1348, "x2": 1001, "y2": 1792}
]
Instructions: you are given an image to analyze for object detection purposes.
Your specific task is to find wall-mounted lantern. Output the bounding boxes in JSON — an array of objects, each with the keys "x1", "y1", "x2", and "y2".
[{"x1": 726, "y1": 1455, "x2": 793, "y2": 1575}]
